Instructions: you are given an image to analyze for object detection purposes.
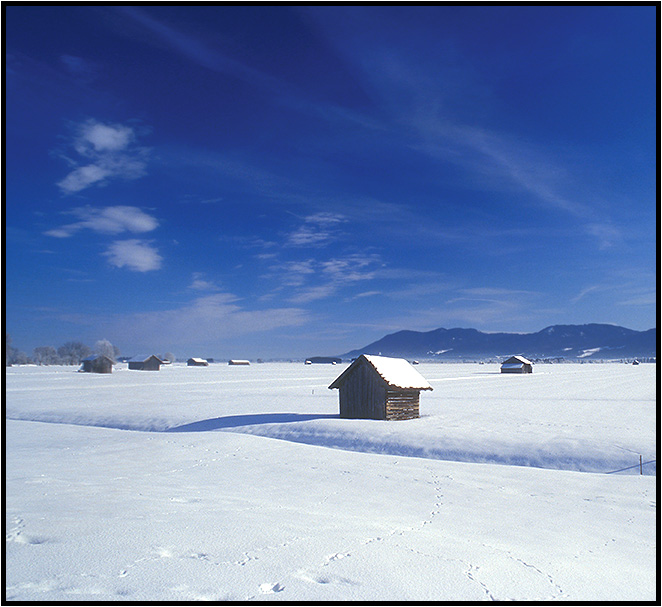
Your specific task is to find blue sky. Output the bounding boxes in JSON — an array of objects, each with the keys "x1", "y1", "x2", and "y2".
[{"x1": 5, "y1": 4, "x2": 658, "y2": 359}]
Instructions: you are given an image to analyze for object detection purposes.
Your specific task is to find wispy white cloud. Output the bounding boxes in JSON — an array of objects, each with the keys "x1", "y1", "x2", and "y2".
[
  {"x1": 103, "y1": 239, "x2": 162, "y2": 272},
  {"x1": 344, "y1": 282, "x2": 545, "y2": 334},
  {"x1": 188, "y1": 272, "x2": 222, "y2": 292},
  {"x1": 404, "y1": 111, "x2": 593, "y2": 217},
  {"x1": 90, "y1": 293, "x2": 309, "y2": 348},
  {"x1": 285, "y1": 212, "x2": 347, "y2": 247},
  {"x1": 45, "y1": 205, "x2": 159, "y2": 238},
  {"x1": 319, "y1": 254, "x2": 379, "y2": 283},
  {"x1": 349, "y1": 290, "x2": 382, "y2": 300},
  {"x1": 255, "y1": 252, "x2": 279, "y2": 261},
  {"x1": 586, "y1": 222, "x2": 623, "y2": 249},
  {"x1": 288, "y1": 284, "x2": 339, "y2": 304},
  {"x1": 405, "y1": 97, "x2": 631, "y2": 253},
  {"x1": 266, "y1": 253, "x2": 382, "y2": 304},
  {"x1": 57, "y1": 119, "x2": 150, "y2": 194},
  {"x1": 295, "y1": 18, "x2": 627, "y2": 251},
  {"x1": 573, "y1": 280, "x2": 656, "y2": 309},
  {"x1": 117, "y1": 7, "x2": 289, "y2": 97},
  {"x1": 617, "y1": 293, "x2": 656, "y2": 307},
  {"x1": 76, "y1": 121, "x2": 135, "y2": 153},
  {"x1": 57, "y1": 165, "x2": 114, "y2": 194},
  {"x1": 571, "y1": 285, "x2": 601, "y2": 304},
  {"x1": 385, "y1": 297, "x2": 540, "y2": 334},
  {"x1": 267, "y1": 260, "x2": 317, "y2": 287},
  {"x1": 459, "y1": 287, "x2": 540, "y2": 299}
]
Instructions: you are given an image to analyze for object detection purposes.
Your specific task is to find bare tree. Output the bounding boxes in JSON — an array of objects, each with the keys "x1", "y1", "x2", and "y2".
[
  {"x1": 57, "y1": 341, "x2": 91, "y2": 365},
  {"x1": 33, "y1": 346, "x2": 60, "y2": 365},
  {"x1": 6, "y1": 333, "x2": 31, "y2": 365},
  {"x1": 94, "y1": 339, "x2": 120, "y2": 362},
  {"x1": 9, "y1": 349, "x2": 31, "y2": 365},
  {"x1": 6, "y1": 333, "x2": 13, "y2": 366}
]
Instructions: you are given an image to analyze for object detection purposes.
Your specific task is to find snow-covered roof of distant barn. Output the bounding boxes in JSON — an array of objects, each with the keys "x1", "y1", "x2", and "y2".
[
  {"x1": 188, "y1": 357, "x2": 207, "y2": 363},
  {"x1": 329, "y1": 354, "x2": 433, "y2": 391},
  {"x1": 128, "y1": 355, "x2": 164, "y2": 362},
  {"x1": 501, "y1": 355, "x2": 532, "y2": 366},
  {"x1": 82, "y1": 354, "x2": 113, "y2": 362}
]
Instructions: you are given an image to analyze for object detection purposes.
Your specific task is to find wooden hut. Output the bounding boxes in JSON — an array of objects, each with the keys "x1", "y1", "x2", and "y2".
[
  {"x1": 187, "y1": 357, "x2": 209, "y2": 366},
  {"x1": 128, "y1": 355, "x2": 163, "y2": 371},
  {"x1": 500, "y1": 355, "x2": 533, "y2": 374},
  {"x1": 328, "y1": 354, "x2": 433, "y2": 420},
  {"x1": 228, "y1": 359, "x2": 250, "y2": 366},
  {"x1": 80, "y1": 354, "x2": 113, "y2": 374}
]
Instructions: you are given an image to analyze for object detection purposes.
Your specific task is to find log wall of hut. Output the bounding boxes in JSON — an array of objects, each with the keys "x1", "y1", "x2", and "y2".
[
  {"x1": 142, "y1": 358, "x2": 161, "y2": 371},
  {"x1": 501, "y1": 365, "x2": 532, "y2": 374},
  {"x1": 82, "y1": 358, "x2": 113, "y2": 374},
  {"x1": 129, "y1": 356, "x2": 161, "y2": 371},
  {"x1": 385, "y1": 390, "x2": 420, "y2": 420},
  {"x1": 339, "y1": 360, "x2": 387, "y2": 419}
]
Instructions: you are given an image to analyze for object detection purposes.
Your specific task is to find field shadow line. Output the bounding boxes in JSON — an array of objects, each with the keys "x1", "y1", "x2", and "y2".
[{"x1": 165, "y1": 412, "x2": 338, "y2": 432}]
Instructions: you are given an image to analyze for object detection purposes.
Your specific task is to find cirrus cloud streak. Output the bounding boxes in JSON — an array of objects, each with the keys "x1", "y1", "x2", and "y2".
[{"x1": 45, "y1": 205, "x2": 159, "y2": 238}]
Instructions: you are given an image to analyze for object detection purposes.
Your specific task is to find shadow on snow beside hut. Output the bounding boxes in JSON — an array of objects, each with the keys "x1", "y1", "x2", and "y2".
[{"x1": 165, "y1": 412, "x2": 339, "y2": 432}]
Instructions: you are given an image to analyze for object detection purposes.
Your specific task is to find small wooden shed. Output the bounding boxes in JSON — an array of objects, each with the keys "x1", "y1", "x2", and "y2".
[
  {"x1": 328, "y1": 354, "x2": 433, "y2": 420},
  {"x1": 80, "y1": 354, "x2": 113, "y2": 374},
  {"x1": 187, "y1": 357, "x2": 209, "y2": 366},
  {"x1": 500, "y1": 355, "x2": 533, "y2": 374},
  {"x1": 228, "y1": 359, "x2": 250, "y2": 366},
  {"x1": 128, "y1": 355, "x2": 163, "y2": 371}
]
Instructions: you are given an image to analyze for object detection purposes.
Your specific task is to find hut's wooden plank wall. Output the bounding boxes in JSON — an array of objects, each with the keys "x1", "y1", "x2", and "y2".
[
  {"x1": 339, "y1": 359, "x2": 387, "y2": 419},
  {"x1": 82, "y1": 357, "x2": 113, "y2": 374},
  {"x1": 129, "y1": 356, "x2": 162, "y2": 371},
  {"x1": 385, "y1": 390, "x2": 420, "y2": 420}
]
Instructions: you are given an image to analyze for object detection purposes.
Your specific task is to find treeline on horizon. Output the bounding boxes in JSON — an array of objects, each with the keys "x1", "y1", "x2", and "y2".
[{"x1": 5, "y1": 334, "x2": 175, "y2": 367}]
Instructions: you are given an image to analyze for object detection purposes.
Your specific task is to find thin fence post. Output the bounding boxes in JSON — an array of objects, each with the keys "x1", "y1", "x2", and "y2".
[{"x1": 640, "y1": 455, "x2": 643, "y2": 475}]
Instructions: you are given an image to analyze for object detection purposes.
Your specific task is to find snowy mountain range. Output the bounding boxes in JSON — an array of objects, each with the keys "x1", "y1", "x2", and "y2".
[{"x1": 341, "y1": 324, "x2": 657, "y2": 360}]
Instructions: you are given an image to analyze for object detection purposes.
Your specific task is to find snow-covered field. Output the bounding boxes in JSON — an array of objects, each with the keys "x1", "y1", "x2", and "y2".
[{"x1": 5, "y1": 362, "x2": 657, "y2": 601}]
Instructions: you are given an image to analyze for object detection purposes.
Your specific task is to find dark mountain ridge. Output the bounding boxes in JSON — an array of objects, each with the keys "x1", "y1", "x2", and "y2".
[{"x1": 340, "y1": 324, "x2": 656, "y2": 360}]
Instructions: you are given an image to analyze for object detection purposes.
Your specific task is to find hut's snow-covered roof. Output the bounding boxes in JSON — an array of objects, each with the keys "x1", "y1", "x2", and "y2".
[
  {"x1": 501, "y1": 355, "x2": 532, "y2": 366},
  {"x1": 365, "y1": 355, "x2": 433, "y2": 390},
  {"x1": 128, "y1": 355, "x2": 163, "y2": 363},
  {"x1": 188, "y1": 357, "x2": 207, "y2": 363},
  {"x1": 329, "y1": 354, "x2": 433, "y2": 391}
]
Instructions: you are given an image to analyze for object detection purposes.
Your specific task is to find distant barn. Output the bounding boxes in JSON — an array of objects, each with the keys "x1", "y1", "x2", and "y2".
[
  {"x1": 80, "y1": 354, "x2": 113, "y2": 374},
  {"x1": 228, "y1": 359, "x2": 250, "y2": 366},
  {"x1": 128, "y1": 355, "x2": 164, "y2": 371},
  {"x1": 329, "y1": 354, "x2": 433, "y2": 420},
  {"x1": 500, "y1": 355, "x2": 533, "y2": 374},
  {"x1": 187, "y1": 357, "x2": 209, "y2": 366},
  {"x1": 307, "y1": 356, "x2": 341, "y2": 364}
]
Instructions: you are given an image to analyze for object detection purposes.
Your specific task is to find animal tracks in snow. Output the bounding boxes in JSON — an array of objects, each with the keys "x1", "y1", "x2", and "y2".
[
  {"x1": 6, "y1": 517, "x2": 51, "y2": 546},
  {"x1": 259, "y1": 582, "x2": 285, "y2": 594},
  {"x1": 326, "y1": 551, "x2": 350, "y2": 563},
  {"x1": 465, "y1": 563, "x2": 497, "y2": 601}
]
